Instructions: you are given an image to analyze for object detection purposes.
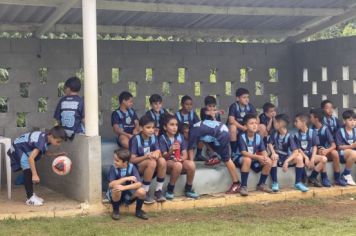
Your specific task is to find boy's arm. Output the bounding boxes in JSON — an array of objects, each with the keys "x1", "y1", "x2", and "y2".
[
  {"x1": 266, "y1": 118, "x2": 273, "y2": 132},
  {"x1": 181, "y1": 150, "x2": 188, "y2": 161},
  {"x1": 28, "y1": 149, "x2": 40, "y2": 183},
  {"x1": 45, "y1": 151, "x2": 67, "y2": 158},
  {"x1": 338, "y1": 143, "x2": 355, "y2": 150},
  {"x1": 241, "y1": 151, "x2": 264, "y2": 161},
  {"x1": 118, "y1": 182, "x2": 142, "y2": 192},
  {"x1": 109, "y1": 177, "x2": 131, "y2": 188},
  {"x1": 112, "y1": 124, "x2": 132, "y2": 138},
  {"x1": 228, "y1": 116, "x2": 246, "y2": 131},
  {"x1": 130, "y1": 154, "x2": 150, "y2": 164},
  {"x1": 188, "y1": 149, "x2": 195, "y2": 160},
  {"x1": 268, "y1": 143, "x2": 277, "y2": 155},
  {"x1": 133, "y1": 120, "x2": 140, "y2": 135}
]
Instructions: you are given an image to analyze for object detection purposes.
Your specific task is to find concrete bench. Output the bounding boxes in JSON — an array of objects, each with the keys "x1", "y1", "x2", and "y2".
[{"x1": 101, "y1": 140, "x2": 356, "y2": 196}]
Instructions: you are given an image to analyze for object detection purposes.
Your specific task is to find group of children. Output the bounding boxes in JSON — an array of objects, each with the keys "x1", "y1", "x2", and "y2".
[{"x1": 7, "y1": 75, "x2": 356, "y2": 222}]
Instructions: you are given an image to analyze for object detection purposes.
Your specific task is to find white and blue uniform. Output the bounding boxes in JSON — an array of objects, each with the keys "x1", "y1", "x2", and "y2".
[{"x1": 335, "y1": 127, "x2": 356, "y2": 163}]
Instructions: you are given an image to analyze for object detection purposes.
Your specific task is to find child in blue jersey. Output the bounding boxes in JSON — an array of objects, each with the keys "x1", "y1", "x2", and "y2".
[
  {"x1": 106, "y1": 148, "x2": 148, "y2": 220},
  {"x1": 259, "y1": 102, "x2": 276, "y2": 142},
  {"x1": 54, "y1": 77, "x2": 84, "y2": 139},
  {"x1": 9, "y1": 126, "x2": 66, "y2": 206},
  {"x1": 234, "y1": 114, "x2": 272, "y2": 196},
  {"x1": 228, "y1": 88, "x2": 257, "y2": 157},
  {"x1": 200, "y1": 96, "x2": 221, "y2": 122},
  {"x1": 159, "y1": 114, "x2": 199, "y2": 200},
  {"x1": 321, "y1": 100, "x2": 343, "y2": 136},
  {"x1": 335, "y1": 110, "x2": 356, "y2": 186},
  {"x1": 187, "y1": 116, "x2": 241, "y2": 194},
  {"x1": 293, "y1": 113, "x2": 328, "y2": 187},
  {"x1": 129, "y1": 115, "x2": 166, "y2": 204},
  {"x1": 146, "y1": 94, "x2": 169, "y2": 136},
  {"x1": 175, "y1": 95, "x2": 200, "y2": 128},
  {"x1": 268, "y1": 114, "x2": 309, "y2": 192},
  {"x1": 310, "y1": 109, "x2": 346, "y2": 186},
  {"x1": 112, "y1": 91, "x2": 139, "y2": 149}
]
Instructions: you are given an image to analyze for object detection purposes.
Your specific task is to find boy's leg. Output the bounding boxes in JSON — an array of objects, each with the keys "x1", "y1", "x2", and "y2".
[
  {"x1": 110, "y1": 191, "x2": 122, "y2": 220},
  {"x1": 182, "y1": 160, "x2": 199, "y2": 198},
  {"x1": 257, "y1": 158, "x2": 273, "y2": 193},
  {"x1": 118, "y1": 135, "x2": 130, "y2": 149},
  {"x1": 133, "y1": 188, "x2": 148, "y2": 220},
  {"x1": 195, "y1": 141, "x2": 205, "y2": 161},
  {"x1": 239, "y1": 157, "x2": 252, "y2": 196},
  {"x1": 342, "y1": 150, "x2": 356, "y2": 185},
  {"x1": 23, "y1": 169, "x2": 33, "y2": 199},
  {"x1": 138, "y1": 159, "x2": 157, "y2": 203},
  {"x1": 270, "y1": 157, "x2": 278, "y2": 183},
  {"x1": 154, "y1": 158, "x2": 167, "y2": 202},
  {"x1": 293, "y1": 154, "x2": 309, "y2": 191},
  {"x1": 309, "y1": 155, "x2": 327, "y2": 187},
  {"x1": 166, "y1": 160, "x2": 183, "y2": 198},
  {"x1": 229, "y1": 125, "x2": 238, "y2": 153}
]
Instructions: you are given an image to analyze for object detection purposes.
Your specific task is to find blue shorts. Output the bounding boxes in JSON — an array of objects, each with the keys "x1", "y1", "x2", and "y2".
[
  {"x1": 20, "y1": 153, "x2": 30, "y2": 170},
  {"x1": 106, "y1": 189, "x2": 136, "y2": 205},
  {"x1": 277, "y1": 154, "x2": 296, "y2": 168},
  {"x1": 233, "y1": 155, "x2": 262, "y2": 173}
]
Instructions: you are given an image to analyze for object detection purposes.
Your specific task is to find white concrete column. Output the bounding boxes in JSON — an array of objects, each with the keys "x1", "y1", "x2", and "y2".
[{"x1": 82, "y1": 0, "x2": 99, "y2": 136}]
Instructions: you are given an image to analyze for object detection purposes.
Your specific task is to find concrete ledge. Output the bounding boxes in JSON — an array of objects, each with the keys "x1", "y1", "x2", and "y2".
[{"x1": 2, "y1": 186, "x2": 356, "y2": 220}]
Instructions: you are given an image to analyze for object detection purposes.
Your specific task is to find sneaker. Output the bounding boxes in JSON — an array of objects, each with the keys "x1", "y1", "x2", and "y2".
[
  {"x1": 205, "y1": 158, "x2": 221, "y2": 166},
  {"x1": 26, "y1": 195, "x2": 43, "y2": 206},
  {"x1": 271, "y1": 182, "x2": 280, "y2": 192},
  {"x1": 165, "y1": 191, "x2": 174, "y2": 200},
  {"x1": 135, "y1": 210, "x2": 149, "y2": 220},
  {"x1": 308, "y1": 177, "x2": 323, "y2": 187},
  {"x1": 321, "y1": 178, "x2": 331, "y2": 187},
  {"x1": 240, "y1": 186, "x2": 249, "y2": 196},
  {"x1": 111, "y1": 209, "x2": 120, "y2": 220},
  {"x1": 185, "y1": 190, "x2": 199, "y2": 199},
  {"x1": 154, "y1": 190, "x2": 166, "y2": 202},
  {"x1": 295, "y1": 182, "x2": 309, "y2": 192},
  {"x1": 343, "y1": 174, "x2": 356, "y2": 186},
  {"x1": 335, "y1": 178, "x2": 347, "y2": 186},
  {"x1": 256, "y1": 184, "x2": 273, "y2": 193},
  {"x1": 33, "y1": 193, "x2": 44, "y2": 203},
  {"x1": 144, "y1": 192, "x2": 156, "y2": 205},
  {"x1": 225, "y1": 182, "x2": 241, "y2": 194}
]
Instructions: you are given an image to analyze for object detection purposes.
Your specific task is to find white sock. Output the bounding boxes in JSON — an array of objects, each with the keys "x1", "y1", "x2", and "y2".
[
  {"x1": 156, "y1": 182, "x2": 164, "y2": 191},
  {"x1": 143, "y1": 184, "x2": 150, "y2": 192}
]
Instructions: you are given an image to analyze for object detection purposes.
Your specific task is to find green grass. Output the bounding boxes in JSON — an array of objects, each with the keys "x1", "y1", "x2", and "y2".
[{"x1": 2, "y1": 198, "x2": 356, "y2": 236}]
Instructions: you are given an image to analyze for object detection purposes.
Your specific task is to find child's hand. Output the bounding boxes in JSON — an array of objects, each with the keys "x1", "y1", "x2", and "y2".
[
  {"x1": 271, "y1": 153, "x2": 279, "y2": 161},
  {"x1": 113, "y1": 184, "x2": 125, "y2": 192},
  {"x1": 318, "y1": 148, "x2": 327, "y2": 156},
  {"x1": 126, "y1": 176, "x2": 137, "y2": 183},
  {"x1": 172, "y1": 143, "x2": 180, "y2": 151},
  {"x1": 352, "y1": 142, "x2": 356, "y2": 149},
  {"x1": 32, "y1": 174, "x2": 40, "y2": 184},
  {"x1": 282, "y1": 163, "x2": 288, "y2": 172}
]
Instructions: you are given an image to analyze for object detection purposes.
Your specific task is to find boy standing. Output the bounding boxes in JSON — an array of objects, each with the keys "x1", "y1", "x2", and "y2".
[
  {"x1": 112, "y1": 91, "x2": 139, "y2": 149},
  {"x1": 54, "y1": 77, "x2": 84, "y2": 139}
]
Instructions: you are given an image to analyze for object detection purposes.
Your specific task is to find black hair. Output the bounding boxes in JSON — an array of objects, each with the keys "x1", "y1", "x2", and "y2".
[
  {"x1": 149, "y1": 94, "x2": 162, "y2": 104},
  {"x1": 310, "y1": 108, "x2": 325, "y2": 122},
  {"x1": 139, "y1": 115, "x2": 155, "y2": 127},
  {"x1": 64, "y1": 76, "x2": 81, "y2": 92},
  {"x1": 295, "y1": 112, "x2": 309, "y2": 123},
  {"x1": 181, "y1": 95, "x2": 192, "y2": 105},
  {"x1": 159, "y1": 113, "x2": 179, "y2": 136},
  {"x1": 204, "y1": 96, "x2": 217, "y2": 106},
  {"x1": 114, "y1": 148, "x2": 131, "y2": 163},
  {"x1": 263, "y1": 102, "x2": 275, "y2": 113},
  {"x1": 48, "y1": 126, "x2": 66, "y2": 140},
  {"x1": 321, "y1": 100, "x2": 333, "y2": 109},
  {"x1": 243, "y1": 113, "x2": 257, "y2": 125},
  {"x1": 236, "y1": 88, "x2": 249, "y2": 97},
  {"x1": 342, "y1": 110, "x2": 356, "y2": 120},
  {"x1": 275, "y1": 114, "x2": 289, "y2": 126},
  {"x1": 119, "y1": 91, "x2": 133, "y2": 104}
]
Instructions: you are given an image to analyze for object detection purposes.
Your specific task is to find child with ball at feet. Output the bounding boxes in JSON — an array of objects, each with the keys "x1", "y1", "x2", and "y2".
[
  {"x1": 8, "y1": 126, "x2": 67, "y2": 206},
  {"x1": 158, "y1": 114, "x2": 199, "y2": 200},
  {"x1": 106, "y1": 148, "x2": 148, "y2": 221}
]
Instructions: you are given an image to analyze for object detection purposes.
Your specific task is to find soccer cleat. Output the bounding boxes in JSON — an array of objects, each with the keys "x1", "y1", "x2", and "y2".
[
  {"x1": 271, "y1": 182, "x2": 280, "y2": 192},
  {"x1": 185, "y1": 190, "x2": 199, "y2": 199},
  {"x1": 239, "y1": 186, "x2": 249, "y2": 196},
  {"x1": 33, "y1": 193, "x2": 44, "y2": 203},
  {"x1": 205, "y1": 158, "x2": 221, "y2": 166},
  {"x1": 26, "y1": 195, "x2": 43, "y2": 206},
  {"x1": 154, "y1": 190, "x2": 166, "y2": 202},
  {"x1": 295, "y1": 182, "x2": 309, "y2": 192},
  {"x1": 165, "y1": 191, "x2": 174, "y2": 200},
  {"x1": 321, "y1": 178, "x2": 332, "y2": 187},
  {"x1": 335, "y1": 178, "x2": 347, "y2": 187},
  {"x1": 256, "y1": 184, "x2": 273, "y2": 193},
  {"x1": 144, "y1": 192, "x2": 156, "y2": 205},
  {"x1": 135, "y1": 210, "x2": 149, "y2": 220},
  {"x1": 225, "y1": 182, "x2": 241, "y2": 194},
  {"x1": 308, "y1": 177, "x2": 323, "y2": 187},
  {"x1": 111, "y1": 209, "x2": 120, "y2": 221},
  {"x1": 343, "y1": 174, "x2": 356, "y2": 186}
]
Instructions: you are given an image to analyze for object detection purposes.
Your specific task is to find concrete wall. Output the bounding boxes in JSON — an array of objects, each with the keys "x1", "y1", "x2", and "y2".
[{"x1": 293, "y1": 36, "x2": 356, "y2": 116}]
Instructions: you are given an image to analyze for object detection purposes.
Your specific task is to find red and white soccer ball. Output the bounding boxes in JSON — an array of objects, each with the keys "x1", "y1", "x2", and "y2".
[{"x1": 52, "y1": 156, "x2": 72, "y2": 176}]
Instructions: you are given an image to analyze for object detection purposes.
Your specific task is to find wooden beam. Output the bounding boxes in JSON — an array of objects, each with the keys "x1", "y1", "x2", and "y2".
[
  {"x1": 0, "y1": 0, "x2": 62, "y2": 7},
  {"x1": 34, "y1": 0, "x2": 79, "y2": 38}
]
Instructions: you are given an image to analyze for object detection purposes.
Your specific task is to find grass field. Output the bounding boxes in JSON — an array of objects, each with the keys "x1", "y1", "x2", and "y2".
[{"x1": 2, "y1": 195, "x2": 356, "y2": 236}]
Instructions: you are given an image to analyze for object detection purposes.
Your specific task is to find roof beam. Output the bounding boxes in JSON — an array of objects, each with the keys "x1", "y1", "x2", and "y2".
[
  {"x1": 285, "y1": 6, "x2": 356, "y2": 42},
  {"x1": 0, "y1": 0, "x2": 62, "y2": 7},
  {"x1": 96, "y1": 0, "x2": 345, "y2": 17},
  {"x1": 34, "y1": 0, "x2": 79, "y2": 38}
]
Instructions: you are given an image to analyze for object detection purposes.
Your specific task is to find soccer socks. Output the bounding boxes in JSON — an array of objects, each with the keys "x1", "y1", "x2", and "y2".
[
  {"x1": 156, "y1": 177, "x2": 165, "y2": 191},
  {"x1": 112, "y1": 201, "x2": 120, "y2": 213},
  {"x1": 142, "y1": 180, "x2": 151, "y2": 192},
  {"x1": 241, "y1": 172, "x2": 249, "y2": 187},
  {"x1": 258, "y1": 174, "x2": 268, "y2": 186},
  {"x1": 321, "y1": 172, "x2": 328, "y2": 180},
  {"x1": 295, "y1": 167, "x2": 303, "y2": 184},
  {"x1": 310, "y1": 170, "x2": 319, "y2": 179},
  {"x1": 196, "y1": 148, "x2": 202, "y2": 156},
  {"x1": 23, "y1": 169, "x2": 33, "y2": 199},
  {"x1": 167, "y1": 183, "x2": 175, "y2": 194},
  {"x1": 343, "y1": 168, "x2": 352, "y2": 176},
  {"x1": 334, "y1": 172, "x2": 341, "y2": 180},
  {"x1": 136, "y1": 199, "x2": 144, "y2": 213},
  {"x1": 185, "y1": 184, "x2": 192, "y2": 192},
  {"x1": 230, "y1": 141, "x2": 238, "y2": 153},
  {"x1": 270, "y1": 167, "x2": 278, "y2": 183}
]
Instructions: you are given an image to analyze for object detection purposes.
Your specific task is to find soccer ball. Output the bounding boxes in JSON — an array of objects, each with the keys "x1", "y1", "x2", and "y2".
[{"x1": 52, "y1": 156, "x2": 72, "y2": 176}]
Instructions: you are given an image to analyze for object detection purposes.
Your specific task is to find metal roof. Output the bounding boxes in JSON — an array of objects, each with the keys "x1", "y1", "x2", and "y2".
[{"x1": 0, "y1": 0, "x2": 355, "y2": 42}]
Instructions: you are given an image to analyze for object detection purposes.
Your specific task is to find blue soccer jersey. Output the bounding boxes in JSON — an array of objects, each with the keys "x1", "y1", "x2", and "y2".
[
  {"x1": 175, "y1": 110, "x2": 200, "y2": 128},
  {"x1": 9, "y1": 131, "x2": 49, "y2": 171},
  {"x1": 129, "y1": 133, "x2": 160, "y2": 157},
  {"x1": 314, "y1": 125, "x2": 335, "y2": 149},
  {"x1": 146, "y1": 108, "x2": 168, "y2": 129},
  {"x1": 268, "y1": 131, "x2": 298, "y2": 156},
  {"x1": 322, "y1": 115, "x2": 343, "y2": 136},
  {"x1": 335, "y1": 127, "x2": 356, "y2": 148},
  {"x1": 228, "y1": 102, "x2": 256, "y2": 123},
  {"x1": 293, "y1": 129, "x2": 319, "y2": 157},
  {"x1": 159, "y1": 133, "x2": 187, "y2": 154},
  {"x1": 111, "y1": 108, "x2": 138, "y2": 134},
  {"x1": 107, "y1": 163, "x2": 142, "y2": 183},
  {"x1": 54, "y1": 95, "x2": 84, "y2": 137},
  {"x1": 238, "y1": 132, "x2": 266, "y2": 155},
  {"x1": 200, "y1": 107, "x2": 221, "y2": 122}
]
